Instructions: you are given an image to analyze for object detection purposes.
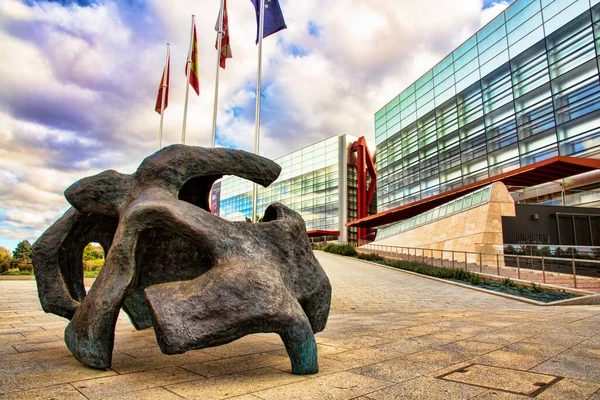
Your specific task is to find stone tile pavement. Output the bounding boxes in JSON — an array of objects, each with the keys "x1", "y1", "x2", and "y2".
[{"x1": 0, "y1": 251, "x2": 599, "y2": 399}]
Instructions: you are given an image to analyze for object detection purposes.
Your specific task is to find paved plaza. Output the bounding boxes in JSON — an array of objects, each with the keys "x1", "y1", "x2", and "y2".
[{"x1": 1, "y1": 251, "x2": 600, "y2": 399}]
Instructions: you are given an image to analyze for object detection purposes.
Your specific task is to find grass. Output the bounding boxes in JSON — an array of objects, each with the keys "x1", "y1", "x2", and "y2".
[
  {"x1": 319, "y1": 244, "x2": 578, "y2": 303},
  {"x1": 1, "y1": 269, "x2": 33, "y2": 276},
  {"x1": 84, "y1": 270, "x2": 101, "y2": 278}
]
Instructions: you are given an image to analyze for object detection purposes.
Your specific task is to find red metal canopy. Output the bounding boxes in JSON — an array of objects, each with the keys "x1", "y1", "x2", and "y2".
[
  {"x1": 307, "y1": 230, "x2": 340, "y2": 238},
  {"x1": 346, "y1": 156, "x2": 600, "y2": 229}
]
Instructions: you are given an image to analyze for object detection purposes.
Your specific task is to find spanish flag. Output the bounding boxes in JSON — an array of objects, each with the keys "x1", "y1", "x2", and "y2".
[
  {"x1": 155, "y1": 53, "x2": 170, "y2": 114},
  {"x1": 215, "y1": 0, "x2": 232, "y2": 69},
  {"x1": 186, "y1": 21, "x2": 200, "y2": 95}
]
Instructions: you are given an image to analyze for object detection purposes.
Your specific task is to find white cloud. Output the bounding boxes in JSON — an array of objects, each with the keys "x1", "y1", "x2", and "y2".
[{"x1": 0, "y1": 0, "x2": 511, "y2": 250}]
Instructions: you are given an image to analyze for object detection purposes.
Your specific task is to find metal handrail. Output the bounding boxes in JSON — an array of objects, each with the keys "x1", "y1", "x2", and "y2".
[{"x1": 315, "y1": 241, "x2": 600, "y2": 289}]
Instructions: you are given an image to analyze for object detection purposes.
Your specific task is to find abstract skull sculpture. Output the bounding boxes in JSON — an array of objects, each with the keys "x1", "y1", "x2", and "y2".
[{"x1": 32, "y1": 145, "x2": 332, "y2": 374}]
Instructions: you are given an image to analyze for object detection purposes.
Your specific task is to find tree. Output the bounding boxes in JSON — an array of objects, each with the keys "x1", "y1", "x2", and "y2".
[
  {"x1": 11, "y1": 240, "x2": 32, "y2": 272},
  {"x1": 12, "y1": 240, "x2": 32, "y2": 263},
  {"x1": 0, "y1": 247, "x2": 11, "y2": 273},
  {"x1": 83, "y1": 244, "x2": 104, "y2": 261}
]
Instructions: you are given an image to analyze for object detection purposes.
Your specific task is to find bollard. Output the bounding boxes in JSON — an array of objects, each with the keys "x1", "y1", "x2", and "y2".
[
  {"x1": 431, "y1": 249, "x2": 434, "y2": 266},
  {"x1": 572, "y1": 259, "x2": 577, "y2": 288},
  {"x1": 496, "y1": 253, "x2": 500, "y2": 276},
  {"x1": 541, "y1": 256, "x2": 546, "y2": 283},
  {"x1": 517, "y1": 255, "x2": 521, "y2": 280},
  {"x1": 479, "y1": 253, "x2": 482, "y2": 273}
]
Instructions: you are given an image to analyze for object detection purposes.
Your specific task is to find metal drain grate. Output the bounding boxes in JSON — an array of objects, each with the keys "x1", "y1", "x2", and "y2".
[{"x1": 437, "y1": 364, "x2": 562, "y2": 396}]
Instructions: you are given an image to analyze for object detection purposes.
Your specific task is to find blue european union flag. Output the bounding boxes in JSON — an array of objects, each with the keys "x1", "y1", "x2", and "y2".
[{"x1": 250, "y1": 0, "x2": 287, "y2": 43}]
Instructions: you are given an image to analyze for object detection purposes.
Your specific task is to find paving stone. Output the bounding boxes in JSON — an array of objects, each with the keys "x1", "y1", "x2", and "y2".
[
  {"x1": 589, "y1": 388, "x2": 600, "y2": 400},
  {"x1": 110, "y1": 349, "x2": 218, "y2": 374},
  {"x1": 165, "y1": 367, "x2": 306, "y2": 400},
  {"x1": 470, "y1": 350, "x2": 548, "y2": 370},
  {"x1": 199, "y1": 340, "x2": 284, "y2": 359},
  {"x1": 438, "y1": 364, "x2": 558, "y2": 396},
  {"x1": 0, "y1": 334, "x2": 26, "y2": 345},
  {"x1": 469, "y1": 332, "x2": 533, "y2": 345},
  {"x1": 371, "y1": 337, "x2": 439, "y2": 356},
  {"x1": 181, "y1": 352, "x2": 290, "y2": 377},
  {"x1": 471, "y1": 390, "x2": 531, "y2": 399},
  {"x1": 319, "y1": 334, "x2": 396, "y2": 349},
  {"x1": 349, "y1": 358, "x2": 443, "y2": 383},
  {"x1": 12, "y1": 340, "x2": 67, "y2": 353},
  {"x1": 0, "y1": 358, "x2": 115, "y2": 394},
  {"x1": 532, "y1": 354, "x2": 600, "y2": 383},
  {"x1": 98, "y1": 387, "x2": 186, "y2": 400},
  {"x1": 536, "y1": 377, "x2": 600, "y2": 399},
  {"x1": 0, "y1": 346, "x2": 16, "y2": 356},
  {"x1": 251, "y1": 371, "x2": 392, "y2": 400},
  {"x1": 520, "y1": 332, "x2": 589, "y2": 348},
  {"x1": 0, "y1": 347, "x2": 73, "y2": 366},
  {"x1": 405, "y1": 340, "x2": 504, "y2": 367},
  {"x1": 0, "y1": 383, "x2": 87, "y2": 400},
  {"x1": 362, "y1": 376, "x2": 485, "y2": 399},
  {"x1": 321, "y1": 347, "x2": 399, "y2": 368},
  {"x1": 71, "y1": 367, "x2": 201, "y2": 399}
]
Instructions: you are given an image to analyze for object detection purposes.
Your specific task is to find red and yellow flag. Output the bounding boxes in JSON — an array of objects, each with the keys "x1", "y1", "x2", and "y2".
[
  {"x1": 155, "y1": 54, "x2": 170, "y2": 114},
  {"x1": 186, "y1": 22, "x2": 200, "y2": 95},
  {"x1": 215, "y1": 0, "x2": 232, "y2": 69}
]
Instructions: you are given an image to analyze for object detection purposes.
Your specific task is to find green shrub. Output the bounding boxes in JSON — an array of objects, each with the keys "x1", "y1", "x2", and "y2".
[
  {"x1": 17, "y1": 262, "x2": 33, "y2": 273},
  {"x1": 502, "y1": 277, "x2": 514, "y2": 287},
  {"x1": 357, "y1": 252, "x2": 385, "y2": 262},
  {"x1": 322, "y1": 243, "x2": 357, "y2": 257},
  {"x1": 379, "y1": 259, "x2": 483, "y2": 285},
  {"x1": 531, "y1": 281, "x2": 542, "y2": 293},
  {"x1": 83, "y1": 259, "x2": 104, "y2": 272}
]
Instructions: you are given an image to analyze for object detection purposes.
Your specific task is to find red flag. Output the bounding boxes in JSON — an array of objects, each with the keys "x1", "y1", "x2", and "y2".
[
  {"x1": 215, "y1": 0, "x2": 232, "y2": 69},
  {"x1": 155, "y1": 54, "x2": 170, "y2": 115},
  {"x1": 186, "y1": 22, "x2": 200, "y2": 95}
]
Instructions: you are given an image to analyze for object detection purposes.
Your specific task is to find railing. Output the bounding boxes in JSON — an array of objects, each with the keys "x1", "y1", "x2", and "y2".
[{"x1": 315, "y1": 241, "x2": 600, "y2": 290}]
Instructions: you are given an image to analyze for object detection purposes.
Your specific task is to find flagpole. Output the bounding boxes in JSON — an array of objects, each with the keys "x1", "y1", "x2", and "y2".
[
  {"x1": 251, "y1": 0, "x2": 265, "y2": 223},
  {"x1": 158, "y1": 43, "x2": 170, "y2": 150},
  {"x1": 211, "y1": 0, "x2": 225, "y2": 148},
  {"x1": 182, "y1": 15, "x2": 195, "y2": 145}
]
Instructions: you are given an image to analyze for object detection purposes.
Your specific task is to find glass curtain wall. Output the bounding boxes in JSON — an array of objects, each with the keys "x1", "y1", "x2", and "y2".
[
  {"x1": 219, "y1": 136, "x2": 342, "y2": 233},
  {"x1": 375, "y1": 0, "x2": 600, "y2": 213}
]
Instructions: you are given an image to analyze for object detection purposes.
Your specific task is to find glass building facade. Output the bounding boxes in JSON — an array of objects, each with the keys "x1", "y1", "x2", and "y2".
[
  {"x1": 218, "y1": 134, "x2": 369, "y2": 242},
  {"x1": 375, "y1": 0, "x2": 600, "y2": 213}
]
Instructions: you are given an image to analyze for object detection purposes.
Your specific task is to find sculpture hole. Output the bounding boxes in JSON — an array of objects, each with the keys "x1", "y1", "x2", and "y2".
[
  {"x1": 178, "y1": 175, "x2": 221, "y2": 212},
  {"x1": 82, "y1": 243, "x2": 105, "y2": 278}
]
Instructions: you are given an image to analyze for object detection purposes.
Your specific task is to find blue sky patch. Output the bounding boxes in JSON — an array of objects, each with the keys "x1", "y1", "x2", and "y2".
[
  {"x1": 23, "y1": 0, "x2": 98, "y2": 6},
  {"x1": 483, "y1": 0, "x2": 512, "y2": 9},
  {"x1": 287, "y1": 44, "x2": 309, "y2": 58},
  {"x1": 308, "y1": 21, "x2": 321, "y2": 38}
]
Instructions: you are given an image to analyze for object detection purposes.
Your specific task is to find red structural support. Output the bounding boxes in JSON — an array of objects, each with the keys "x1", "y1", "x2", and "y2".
[
  {"x1": 351, "y1": 137, "x2": 376, "y2": 243},
  {"x1": 346, "y1": 155, "x2": 600, "y2": 229}
]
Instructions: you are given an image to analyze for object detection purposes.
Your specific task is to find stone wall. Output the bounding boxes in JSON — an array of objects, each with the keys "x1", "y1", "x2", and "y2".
[{"x1": 372, "y1": 182, "x2": 515, "y2": 263}]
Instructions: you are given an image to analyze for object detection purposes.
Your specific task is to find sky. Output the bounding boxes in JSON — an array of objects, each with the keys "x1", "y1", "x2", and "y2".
[{"x1": 0, "y1": 0, "x2": 512, "y2": 252}]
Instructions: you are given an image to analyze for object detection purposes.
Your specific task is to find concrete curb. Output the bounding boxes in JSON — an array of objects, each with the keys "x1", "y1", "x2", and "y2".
[
  {"x1": 0, "y1": 275, "x2": 35, "y2": 280},
  {"x1": 317, "y1": 251, "x2": 600, "y2": 307}
]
